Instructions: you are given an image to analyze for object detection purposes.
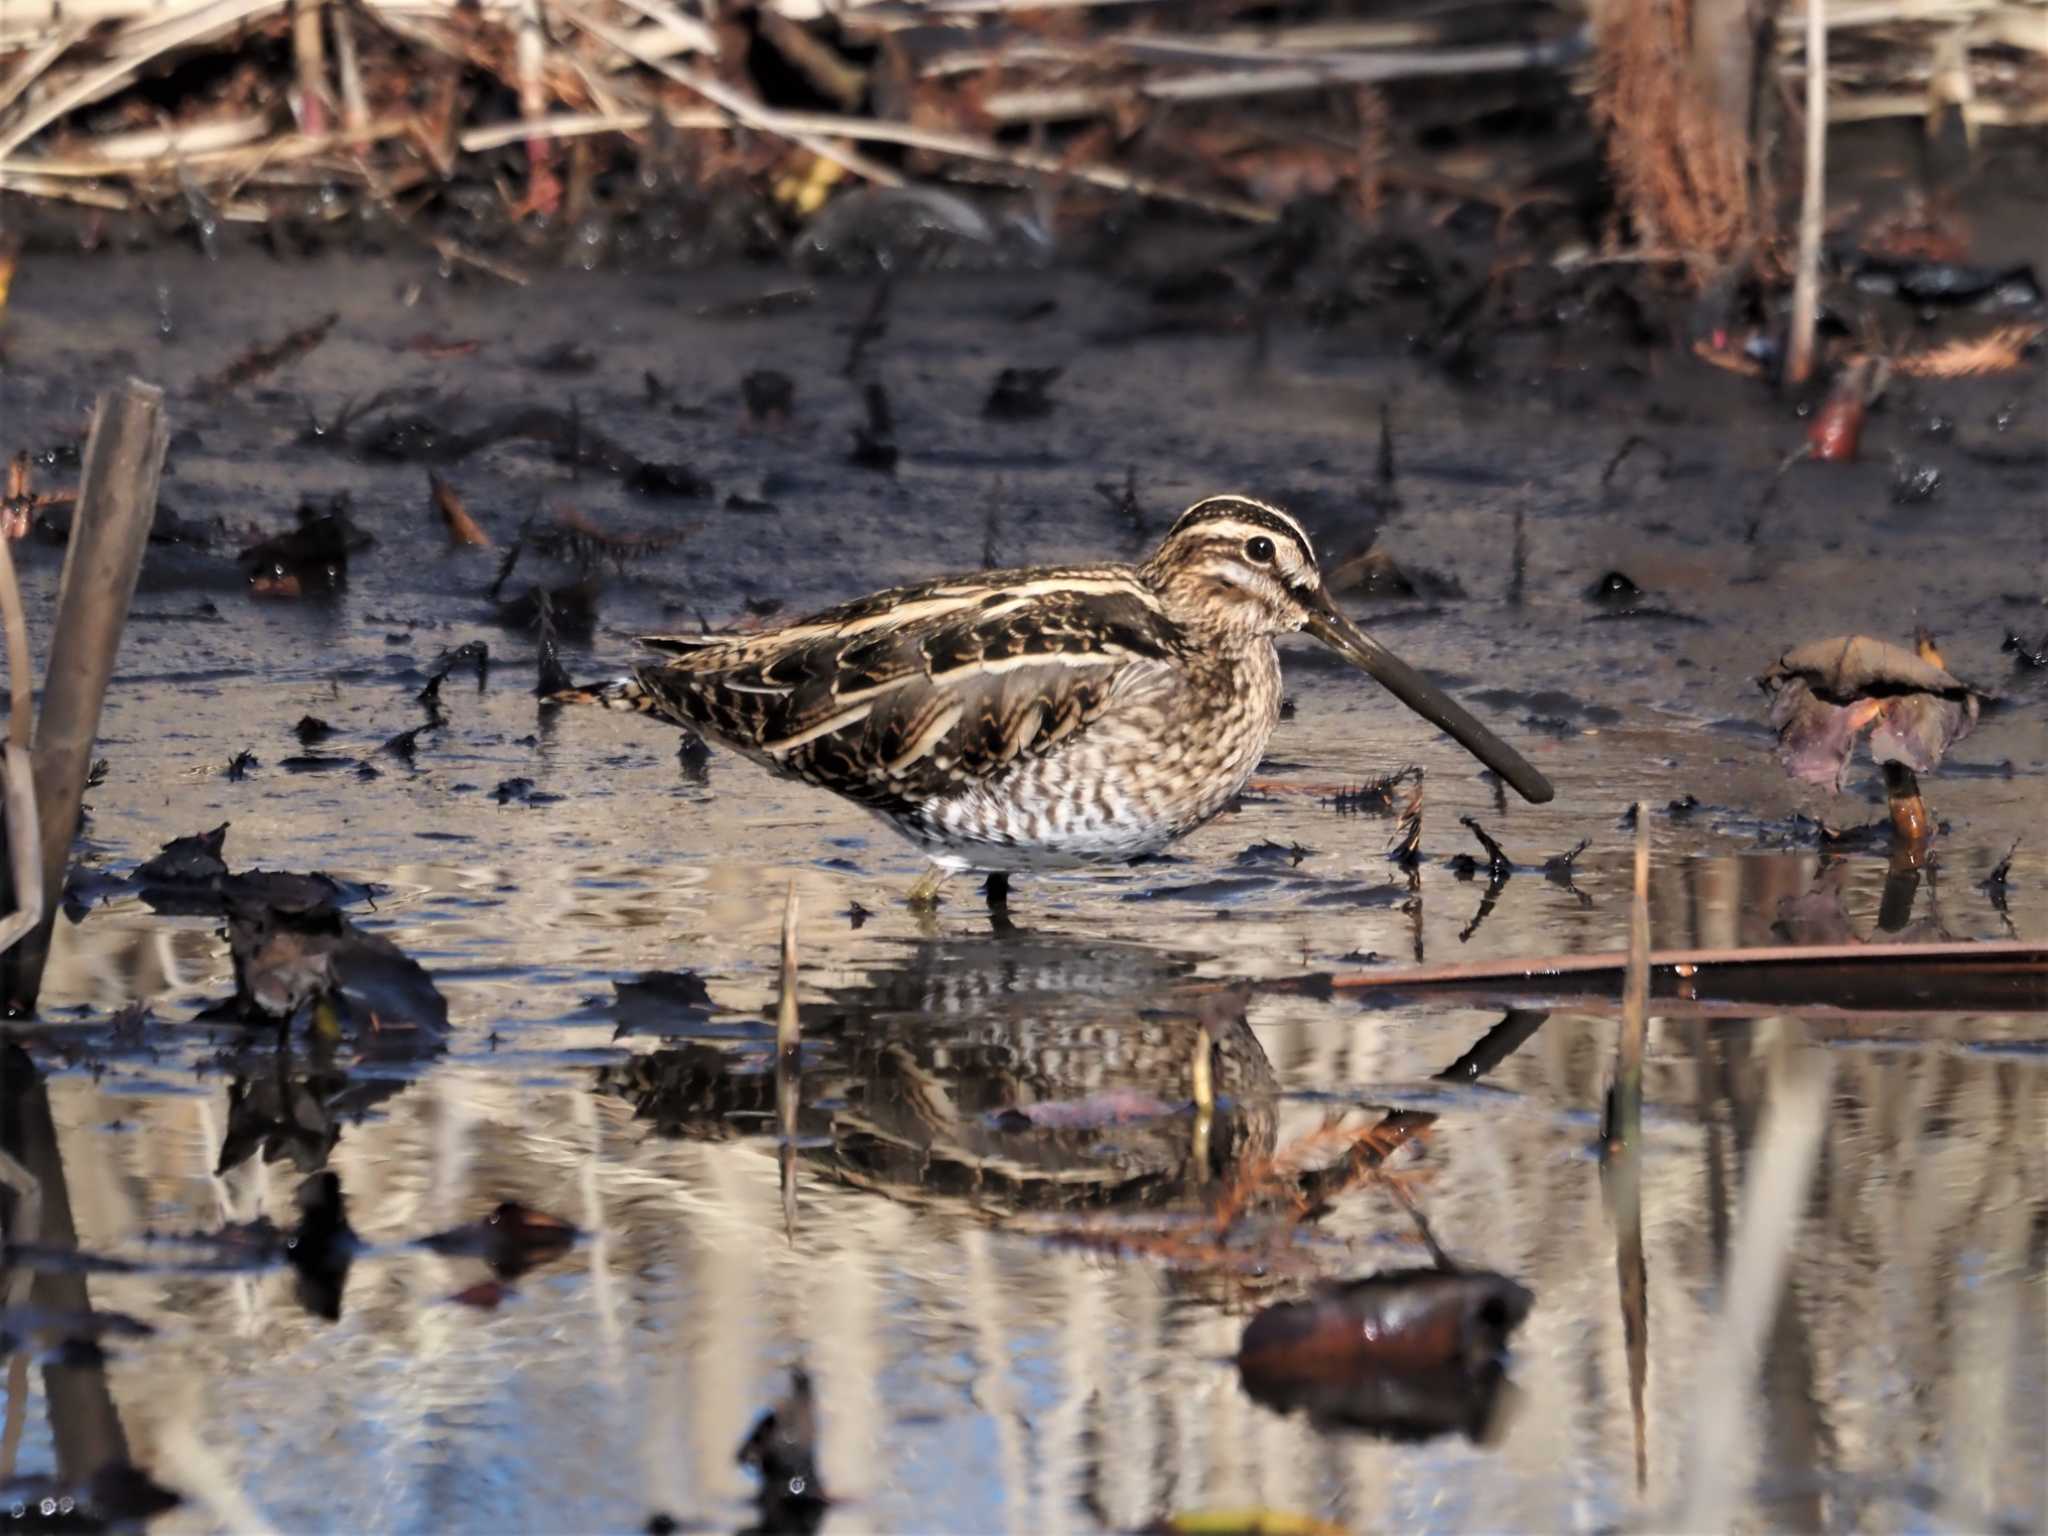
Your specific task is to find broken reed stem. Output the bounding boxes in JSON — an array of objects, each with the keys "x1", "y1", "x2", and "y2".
[
  {"x1": 1190, "y1": 1022, "x2": 1215, "y2": 1177},
  {"x1": 0, "y1": 380, "x2": 166, "y2": 1014},
  {"x1": 1676, "y1": 1045, "x2": 1832, "y2": 1531},
  {"x1": 1788, "y1": 0, "x2": 1828, "y2": 386},
  {"x1": 0, "y1": 536, "x2": 43, "y2": 956},
  {"x1": 0, "y1": 538, "x2": 31, "y2": 752}
]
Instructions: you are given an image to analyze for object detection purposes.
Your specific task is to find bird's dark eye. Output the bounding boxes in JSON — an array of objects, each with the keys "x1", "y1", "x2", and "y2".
[{"x1": 1245, "y1": 536, "x2": 1276, "y2": 564}]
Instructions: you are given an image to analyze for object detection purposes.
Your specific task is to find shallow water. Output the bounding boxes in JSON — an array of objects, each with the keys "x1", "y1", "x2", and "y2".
[{"x1": 1, "y1": 242, "x2": 2045, "y2": 1533}]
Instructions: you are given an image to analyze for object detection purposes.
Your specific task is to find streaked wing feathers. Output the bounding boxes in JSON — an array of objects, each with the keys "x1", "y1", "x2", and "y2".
[{"x1": 630, "y1": 570, "x2": 1186, "y2": 811}]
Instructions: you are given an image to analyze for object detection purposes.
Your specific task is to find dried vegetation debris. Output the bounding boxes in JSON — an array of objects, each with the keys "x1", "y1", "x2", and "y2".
[{"x1": 1759, "y1": 632, "x2": 1986, "y2": 791}]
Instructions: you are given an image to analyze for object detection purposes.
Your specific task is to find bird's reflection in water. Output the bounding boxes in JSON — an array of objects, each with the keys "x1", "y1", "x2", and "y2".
[{"x1": 598, "y1": 931, "x2": 1278, "y2": 1211}]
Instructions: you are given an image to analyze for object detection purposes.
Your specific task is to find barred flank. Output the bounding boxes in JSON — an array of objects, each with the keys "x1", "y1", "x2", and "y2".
[{"x1": 549, "y1": 677, "x2": 664, "y2": 716}]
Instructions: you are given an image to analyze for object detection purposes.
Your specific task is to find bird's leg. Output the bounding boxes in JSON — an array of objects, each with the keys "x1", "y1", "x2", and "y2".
[{"x1": 906, "y1": 865, "x2": 951, "y2": 909}]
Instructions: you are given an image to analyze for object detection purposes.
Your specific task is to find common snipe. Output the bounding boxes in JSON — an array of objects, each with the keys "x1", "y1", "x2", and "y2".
[{"x1": 567, "y1": 496, "x2": 1552, "y2": 901}]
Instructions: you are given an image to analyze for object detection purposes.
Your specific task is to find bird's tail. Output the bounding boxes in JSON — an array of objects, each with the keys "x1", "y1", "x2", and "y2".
[{"x1": 547, "y1": 674, "x2": 666, "y2": 717}]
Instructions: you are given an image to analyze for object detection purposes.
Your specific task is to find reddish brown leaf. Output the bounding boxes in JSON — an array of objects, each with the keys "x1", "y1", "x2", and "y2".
[
  {"x1": 448, "y1": 1279, "x2": 509, "y2": 1310},
  {"x1": 430, "y1": 473, "x2": 491, "y2": 547}
]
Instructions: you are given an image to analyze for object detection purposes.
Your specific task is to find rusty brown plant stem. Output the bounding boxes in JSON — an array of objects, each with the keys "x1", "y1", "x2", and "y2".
[{"x1": 0, "y1": 379, "x2": 166, "y2": 1016}]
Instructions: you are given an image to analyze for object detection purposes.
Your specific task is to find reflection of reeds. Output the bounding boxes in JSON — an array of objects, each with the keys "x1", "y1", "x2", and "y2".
[
  {"x1": 1678, "y1": 1037, "x2": 1832, "y2": 1530},
  {"x1": 1610, "y1": 805, "x2": 1651, "y2": 1493}
]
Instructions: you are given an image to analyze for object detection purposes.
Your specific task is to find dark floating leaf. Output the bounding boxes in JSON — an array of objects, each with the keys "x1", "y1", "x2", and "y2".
[
  {"x1": 225, "y1": 749, "x2": 259, "y2": 780},
  {"x1": 136, "y1": 822, "x2": 229, "y2": 885},
  {"x1": 220, "y1": 886, "x2": 450, "y2": 1057},
  {"x1": 493, "y1": 777, "x2": 563, "y2": 805},
  {"x1": 241, "y1": 497, "x2": 372, "y2": 598},
  {"x1": 1888, "y1": 459, "x2": 1943, "y2": 504},
  {"x1": 742, "y1": 369, "x2": 796, "y2": 426},
  {"x1": 2002, "y1": 629, "x2": 2048, "y2": 669},
  {"x1": 983, "y1": 365, "x2": 1060, "y2": 420},
  {"x1": 624, "y1": 460, "x2": 713, "y2": 499},
  {"x1": 294, "y1": 715, "x2": 336, "y2": 745},
  {"x1": 1237, "y1": 1269, "x2": 1534, "y2": 1442},
  {"x1": 1586, "y1": 570, "x2": 1643, "y2": 607},
  {"x1": 521, "y1": 339, "x2": 598, "y2": 376},
  {"x1": 600, "y1": 969, "x2": 719, "y2": 1038},
  {"x1": 848, "y1": 382, "x2": 897, "y2": 472}
]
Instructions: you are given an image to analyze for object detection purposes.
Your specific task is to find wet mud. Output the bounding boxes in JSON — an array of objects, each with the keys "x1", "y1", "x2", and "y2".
[{"x1": 0, "y1": 181, "x2": 2043, "y2": 1533}]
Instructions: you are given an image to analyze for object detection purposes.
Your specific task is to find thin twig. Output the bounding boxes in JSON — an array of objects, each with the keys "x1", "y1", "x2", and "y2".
[{"x1": 560, "y1": 3, "x2": 906, "y2": 190}]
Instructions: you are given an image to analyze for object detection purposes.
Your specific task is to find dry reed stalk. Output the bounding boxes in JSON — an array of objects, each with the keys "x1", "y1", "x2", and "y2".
[
  {"x1": 291, "y1": 0, "x2": 333, "y2": 136},
  {"x1": 332, "y1": 1, "x2": 370, "y2": 139},
  {"x1": 1788, "y1": 0, "x2": 1828, "y2": 385},
  {"x1": 0, "y1": 0, "x2": 287, "y2": 162},
  {"x1": 559, "y1": 2, "x2": 906, "y2": 189},
  {"x1": 460, "y1": 102, "x2": 1276, "y2": 222},
  {"x1": 1590, "y1": 0, "x2": 1757, "y2": 282},
  {"x1": 0, "y1": 22, "x2": 91, "y2": 121},
  {"x1": 979, "y1": 34, "x2": 1585, "y2": 121}
]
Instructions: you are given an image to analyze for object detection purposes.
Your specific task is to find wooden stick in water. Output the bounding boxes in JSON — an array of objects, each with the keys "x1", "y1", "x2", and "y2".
[{"x1": 1, "y1": 379, "x2": 166, "y2": 1015}]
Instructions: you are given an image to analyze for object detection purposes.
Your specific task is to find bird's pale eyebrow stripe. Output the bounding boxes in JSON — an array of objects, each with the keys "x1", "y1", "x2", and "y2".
[{"x1": 1169, "y1": 497, "x2": 1315, "y2": 567}]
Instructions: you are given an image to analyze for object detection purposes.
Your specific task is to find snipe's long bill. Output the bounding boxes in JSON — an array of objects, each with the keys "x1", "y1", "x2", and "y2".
[{"x1": 562, "y1": 495, "x2": 1553, "y2": 893}]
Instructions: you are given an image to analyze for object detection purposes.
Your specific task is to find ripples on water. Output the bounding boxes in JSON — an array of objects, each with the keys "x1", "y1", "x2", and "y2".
[{"x1": 2, "y1": 256, "x2": 2044, "y2": 1534}]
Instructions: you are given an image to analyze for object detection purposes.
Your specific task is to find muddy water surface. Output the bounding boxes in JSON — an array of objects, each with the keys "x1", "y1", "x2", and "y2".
[{"x1": 1, "y1": 245, "x2": 2045, "y2": 1533}]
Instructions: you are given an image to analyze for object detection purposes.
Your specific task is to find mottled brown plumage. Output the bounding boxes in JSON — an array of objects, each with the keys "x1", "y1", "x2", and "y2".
[{"x1": 569, "y1": 495, "x2": 1552, "y2": 884}]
